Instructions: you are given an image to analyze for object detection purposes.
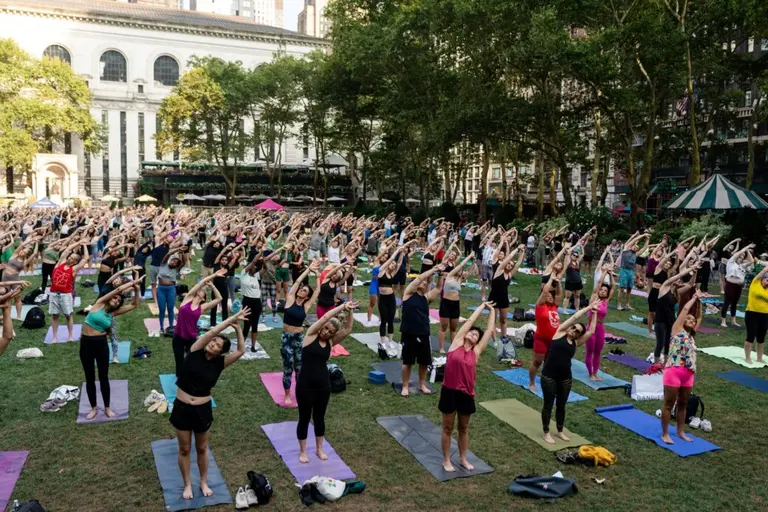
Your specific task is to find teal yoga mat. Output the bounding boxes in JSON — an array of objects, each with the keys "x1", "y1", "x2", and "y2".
[
  {"x1": 570, "y1": 359, "x2": 630, "y2": 390},
  {"x1": 159, "y1": 374, "x2": 216, "y2": 412},
  {"x1": 605, "y1": 322, "x2": 653, "y2": 338},
  {"x1": 116, "y1": 341, "x2": 131, "y2": 364}
]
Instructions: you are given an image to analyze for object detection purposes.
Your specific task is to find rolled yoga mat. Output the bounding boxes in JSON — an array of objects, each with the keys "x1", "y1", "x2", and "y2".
[
  {"x1": 699, "y1": 346, "x2": 767, "y2": 369},
  {"x1": 371, "y1": 361, "x2": 434, "y2": 395},
  {"x1": 604, "y1": 322, "x2": 653, "y2": 338},
  {"x1": 76, "y1": 380, "x2": 129, "y2": 424},
  {"x1": 262, "y1": 422, "x2": 355, "y2": 483},
  {"x1": 570, "y1": 359, "x2": 630, "y2": 390},
  {"x1": 0, "y1": 451, "x2": 28, "y2": 511},
  {"x1": 595, "y1": 404, "x2": 722, "y2": 457},
  {"x1": 43, "y1": 324, "x2": 83, "y2": 344},
  {"x1": 492, "y1": 369, "x2": 587, "y2": 403},
  {"x1": 480, "y1": 398, "x2": 590, "y2": 451},
  {"x1": 376, "y1": 415, "x2": 494, "y2": 481},
  {"x1": 716, "y1": 370, "x2": 768, "y2": 392},
  {"x1": 259, "y1": 372, "x2": 297, "y2": 408},
  {"x1": 604, "y1": 353, "x2": 651, "y2": 373},
  {"x1": 160, "y1": 374, "x2": 215, "y2": 412},
  {"x1": 151, "y1": 439, "x2": 232, "y2": 512}
]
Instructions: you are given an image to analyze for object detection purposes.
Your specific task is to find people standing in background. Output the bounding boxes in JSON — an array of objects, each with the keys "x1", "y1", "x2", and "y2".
[
  {"x1": 721, "y1": 244, "x2": 754, "y2": 328},
  {"x1": 718, "y1": 239, "x2": 740, "y2": 295},
  {"x1": 616, "y1": 233, "x2": 650, "y2": 311}
]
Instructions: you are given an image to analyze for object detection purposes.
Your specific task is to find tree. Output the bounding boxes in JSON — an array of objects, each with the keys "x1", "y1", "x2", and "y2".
[
  {"x1": 157, "y1": 57, "x2": 251, "y2": 204},
  {"x1": 0, "y1": 39, "x2": 100, "y2": 179}
]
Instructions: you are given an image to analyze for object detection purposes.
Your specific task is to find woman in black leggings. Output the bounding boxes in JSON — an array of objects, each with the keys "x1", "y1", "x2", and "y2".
[
  {"x1": 296, "y1": 301, "x2": 356, "y2": 463},
  {"x1": 721, "y1": 244, "x2": 753, "y2": 328},
  {"x1": 540, "y1": 303, "x2": 598, "y2": 445},
  {"x1": 210, "y1": 250, "x2": 240, "y2": 326},
  {"x1": 378, "y1": 242, "x2": 415, "y2": 344},
  {"x1": 654, "y1": 267, "x2": 692, "y2": 363}
]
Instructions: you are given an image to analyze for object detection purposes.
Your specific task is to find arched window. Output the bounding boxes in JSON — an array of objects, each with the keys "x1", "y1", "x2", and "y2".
[
  {"x1": 153, "y1": 56, "x2": 179, "y2": 86},
  {"x1": 100, "y1": 50, "x2": 127, "y2": 83},
  {"x1": 43, "y1": 45, "x2": 71, "y2": 65}
]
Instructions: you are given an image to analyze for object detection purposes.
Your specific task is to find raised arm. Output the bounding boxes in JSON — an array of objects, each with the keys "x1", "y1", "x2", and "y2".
[
  {"x1": 672, "y1": 293, "x2": 700, "y2": 335},
  {"x1": 576, "y1": 304, "x2": 600, "y2": 347},
  {"x1": 113, "y1": 279, "x2": 142, "y2": 316},
  {"x1": 555, "y1": 303, "x2": 595, "y2": 336}
]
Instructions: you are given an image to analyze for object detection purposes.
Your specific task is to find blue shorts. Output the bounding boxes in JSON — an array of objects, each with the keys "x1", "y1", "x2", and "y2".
[
  {"x1": 369, "y1": 279, "x2": 379, "y2": 296},
  {"x1": 619, "y1": 268, "x2": 635, "y2": 289}
]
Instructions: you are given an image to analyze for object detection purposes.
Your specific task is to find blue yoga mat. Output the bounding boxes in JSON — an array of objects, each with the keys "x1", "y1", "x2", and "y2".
[
  {"x1": 605, "y1": 322, "x2": 653, "y2": 338},
  {"x1": 151, "y1": 439, "x2": 231, "y2": 512},
  {"x1": 262, "y1": 315, "x2": 284, "y2": 328},
  {"x1": 571, "y1": 359, "x2": 629, "y2": 390},
  {"x1": 116, "y1": 341, "x2": 131, "y2": 364},
  {"x1": 717, "y1": 370, "x2": 768, "y2": 393},
  {"x1": 493, "y1": 369, "x2": 588, "y2": 403},
  {"x1": 160, "y1": 374, "x2": 216, "y2": 412},
  {"x1": 595, "y1": 404, "x2": 722, "y2": 457},
  {"x1": 527, "y1": 304, "x2": 575, "y2": 315},
  {"x1": 466, "y1": 306, "x2": 515, "y2": 319}
]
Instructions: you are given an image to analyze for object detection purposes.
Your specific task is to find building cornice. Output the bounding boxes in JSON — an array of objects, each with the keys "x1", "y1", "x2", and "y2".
[{"x1": 0, "y1": 5, "x2": 330, "y2": 49}]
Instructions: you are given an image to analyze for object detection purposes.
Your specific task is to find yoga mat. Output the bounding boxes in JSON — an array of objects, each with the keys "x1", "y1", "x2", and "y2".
[
  {"x1": 376, "y1": 415, "x2": 493, "y2": 481},
  {"x1": 704, "y1": 317, "x2": 744, "y2": 330},
  {"x1": 371, "y1": 361, "x2": 434, "y2": 394},
  {"x1": 262, "y1": 422, "x2": 355, "y2": 483},
  {"x1": 76, "y1": 380, "x2": 129, "y2": 424},
  {"x1": 260, "y1": 372, "x2": 297, "y2": 408},
  {"x1": 493, "y1": 369, "x2": 588, "y2": 403},
  {"x1": 463, "y1": 282, "x2": 481, "y2": 289},
  {"x1": 262, "y1": 315, "x2": 284, "y2": 328},
  {"x1": 429, "y1": 309, "x2": 466, "y2": 322},
  {"x1": 142, "y1": 289, "x2": 153, "y2": 300},
  {"x1": 351, "y1": 332, "x2": 380, "y2": 353},
  {"x1": 480, "y1": 399, "x2": 590, "y2": 451},
  {"x1": 144, "y1": 318, "x2": 160, "y2": 333},
  {"x1": 699, "y1": 346, "x2": 767, "y2": 369},
  {"x1": 151, "y1": 439, "x2": 232, "y2": 512},
  {"x1": 605, "y1": 322, "x2": 653, "y2": 338},
  {"x1": 353, "y1": 313, "x2": 380, "y2": 328},
  {"x1": 160, "y1": 374, "x2": 216, "y2": 412},
  {"x1": 605, "y1": 353, "x2": 651, "y2": 372},
  {"x1": 430, "y1": 335, "x2": 445, "y2": 352},
  {"x1": 10, "y1": 304, "x2": 36, "y2": 321},
  {"x1": 0, "y1": 451, "x2": 28, "y2": 511},
  {"x1": 717, "y1": 370, "x2": 768, "y2": 392},
  {"x1": 331, "y1": 344, "x2": 349, "y2": 357},
  {"x1": 116, "y1": 341, "x2": 131, "y2": 364},
  {"x1": 631, "y1": 289, "x2": 649, "y2": 298},
  {"x1": 466, "y1": 306, "x2": 515, "y2": 319},
  {"x1": 43, "y1": 324, "x2": 82, "y2": 344},
  {"x1": 527, "y1": 304, "x2": 576, "y2": 315},
  {"x1": 77, "y1": 268, "x2": 98, "y2": 275},
  {"x1": 595, "y1": 404, "x2": 722, "y2": 457},
  {"x1": 148, "y1": 303, "x2": 178, "y2": 316},
  {"x1": 570, "y1": 359, "x2": 630, "y2": 390},
  {"x1": 697, "y1": 326, "x2": 720, "y2": 335}
]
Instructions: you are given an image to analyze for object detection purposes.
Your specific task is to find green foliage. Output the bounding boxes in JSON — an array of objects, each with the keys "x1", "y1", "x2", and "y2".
[
  {"x1": 536, "y1": 216, "x2": 569, "y2": 237},
  {"x1": 680, "y1": 213, "x2": 731, "y2": 242},
  {"x1": 565, "y1": 206, "x2": 625, "y2": 237}
]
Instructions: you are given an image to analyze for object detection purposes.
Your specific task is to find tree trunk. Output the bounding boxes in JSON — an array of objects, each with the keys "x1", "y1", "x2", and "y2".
[
  {"x1": 747, "y1": 101, "x2": 759, "y2": 188},
  {"x1": 480, "y1": 140, "x2": 490, "y2": 221},
  {"x1": 600, "y1": 156, "x2": 609, "y2": 206},
  {"x1": 500, "y1": 143, "x2": 508, "y2": 207},
  {"x1": 685, "y1": 40, "x2": 701, "y2": 186},
  {"x1": 591, "y1": 112, "x2": 601, "y2": 207},
  {"x1": 313, "y1": 136, "x2": 320, "y2": 200},
  {"x1": 640, "y1": 117, "x2": 656, "y2": 206},
  {"x1": 537, "y1": 157, "x2": 545, "y2": 221},
  {"x1": 402, "y1": 160, "x2": 408, "y2": 202},
  {"x1": 549, "y1": 161, "x2": 557, "y2": 216},
  {"x1": 514, "y1": 151, "x2": 522, "y2": 218},
  {"x1": 627, "y1": 142, "x2": 638, "y2": 231}
]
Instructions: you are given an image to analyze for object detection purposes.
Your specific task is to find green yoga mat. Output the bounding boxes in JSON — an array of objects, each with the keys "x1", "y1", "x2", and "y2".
[
  {"x1": 699, "y1": 346, "x2": 767, "y2": 369},
  {"x1": 480, "y1": 399, "x2": 590, "y2": 451}
]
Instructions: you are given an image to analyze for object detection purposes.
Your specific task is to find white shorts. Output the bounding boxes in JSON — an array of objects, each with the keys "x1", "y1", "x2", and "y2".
[{"x1": 48, "y1": 292, "x2": 73, "y2": 316}]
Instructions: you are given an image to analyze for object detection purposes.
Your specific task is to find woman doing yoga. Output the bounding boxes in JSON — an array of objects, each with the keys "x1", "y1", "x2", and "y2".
[
  {"x1": 529, "y1": 271, "x2": 564, "y2": 391},
  {"x1": 721, "y1": 244, "x2": 754, "y2": 328},
  {"x1": 654, "y1": 266, "x2": 695, "y2": 363},
  {"x1": 0, "y1": 281, "x2": 30, "y2": 357},
  {"x1": 296, "y1": 301, "x2": 356, "y2": 463},
  {"x1": 439, "y1": 301, "x2": 495, "y2": 472},
  {"x1": 488, "y1": 243, "x2": 525, "y2": 343},
  {"x1": 171, "y1": 309, "x2": 248, "y2": 500},
  {"x1": 744, "y1": 263, "x2": 768, "y2": 364},
  {"x1": 379, "y1": 242, "x2": 416, "y2": 344},
  {"x1": 648, "y1": 250, "x2": 674, "y2": 336},
  {"x1": 437, "y1": 253, "x2": 475, "y2": 353},
  {"x1": 240, "y1": 256, "x2": 264, "y2": 352},
  {"x1": 661, "y1": 292, "x2": 702, "y2": 444},
  {"x1": 541, "y1": 302, "x2": 599, "y2": 444},
  {"x1": 585, "y1": 267, "x2": 615, "y2": 380},
  {"x1": 173, "y1": 271, "x2": 224, "y2": 376}
]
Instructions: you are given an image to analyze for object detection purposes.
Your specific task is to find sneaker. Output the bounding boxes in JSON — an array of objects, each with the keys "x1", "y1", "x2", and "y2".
[
  {"x1": 646, "y1": 353, "x2": 655, "y2": 363},
  {"x1": 689, "y1": 417, "x2": 701, "y2": 429},
  {"x1": 235, "y1": 487, "x2": 249, "y2": 510},
  {"x1": 244, "y1": 485, "x2": 259, "y2": 506},
  {"x1": 40, "y1": 400, "x2": 61, "y2": 413},
  {"x1": 700, "y1": 419, "x2": 712, "y2": 432}
]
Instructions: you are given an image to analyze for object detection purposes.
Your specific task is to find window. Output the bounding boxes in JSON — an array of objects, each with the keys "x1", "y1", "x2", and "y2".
[
  {"x1": 120, "y1": 111, "x2": 127, "y2": 195},
  {"x1": 748, "y1": 37, "x2": 755, "y2": 52},
  {"x1": 138, "y1": 113, "x2": 145, "y2": 164},
  {"x1": 102, "y1": 110, "x2": 110, "y2": 193},
  {"x1": 138, "y1": 84, "x2": 144, "y2": 94},
  {"x1": 762, "y1": 39, "x2": 768, "y2": 51},
  {"x1": 100, "y1": 51, "x2": 127, "y2": 83},
  {"x1": 153, "y1": 56, "x2": 179, "y2": 86},
  {"x1": 64, "y1": 133, "x2": 72, "y2": 155},
  {"x1": 43, "y1": 45, "x2": 71, "y2": 65},
  {"x1": 506, "y1": 167, "x2": 513, "y2": 177},
  {"x1": 745, "y1": 89, "x2": 753, "y2": 107},
  {"x1": 492, "y1": 167, "x2": 500, "y2": 180},
  {"x1": 84, "y1": 153, "x2": 91, "y2": 196}
]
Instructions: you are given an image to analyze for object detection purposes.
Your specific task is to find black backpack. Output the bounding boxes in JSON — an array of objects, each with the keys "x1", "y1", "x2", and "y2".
[
  {"x1": 22, "y1": 307, "x2": 46, "y2": 329},
  {"x1": 513, "y1": 308, "x2": 526, "y2": 321},
  {"x1": 22, "y1": 288, "x2": 43, "y2": 305},
  {"x1": 524, "y1": 330, "x2": 534, "y2": 349},
  {"x1": 508, "y1": 475, "x2": 578, "y2": 499},
  {"x1": 247, "y1": 471, "x2": 273, "y2": 505},
  {"x1": 328, "y1": 364, "x2": 347, "y2": 393},
  {"x1": 13, "y1": 500, "x2": 46, "y2": 512},
  {"x1": 685, "y1": 394, "x2": 704, "y2": 424}
]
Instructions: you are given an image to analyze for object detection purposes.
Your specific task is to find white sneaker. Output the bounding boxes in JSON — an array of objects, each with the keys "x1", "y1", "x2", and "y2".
[
  {"x1": 655, "y1": 409, "x2": 662, "y2": 418},
  {"x1": 646, "y1": 353, "x2": 655, "y2": 363},
  {"x1": 700, "y1": 419, "x2": 712, "y2": 432},
  {"x1": 235, "y1": 487, "x2": 249, "y2": 509},
  {"x1": 689, "y1": 417, "x2": 701, "y2": 429},
  {"x1": 143, "y1": 390, "x2": 163, "y2": 407},
  {"x1": 244, "y1": 485, "x2": 259, "y2": 506}
]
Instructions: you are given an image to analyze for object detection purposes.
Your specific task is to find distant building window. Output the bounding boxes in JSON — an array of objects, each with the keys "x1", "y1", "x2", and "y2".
[
  {"x1": 762, "y1": 39, "x2": 768, "y2": 51},
  {"x1": 745, "y1": 89, "x2": 752, "y2": 107},
  {"x1": 492, "y1": 167, "x2": 500, "y2": 180},
  {"x1": 100, "y1": 51, "x2": 127, "y2": 83},
  {"x1": 138, "y1": 84, "x2": 144, "y2": 94},
  {"x1": 748, "y1": 37, "x2": 755, "y2": 52},
  {"x1": 43, "y1": 45, "x2": 71, "y2": 65},
  {"x1": 154, "y1": 56, "x2": 179, "y2": 86}
]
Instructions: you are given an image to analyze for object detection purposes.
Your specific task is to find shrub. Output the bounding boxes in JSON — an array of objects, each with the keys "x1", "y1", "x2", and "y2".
[{"x1": 680, "y1": 213, "x2": 731, "y2": 243}]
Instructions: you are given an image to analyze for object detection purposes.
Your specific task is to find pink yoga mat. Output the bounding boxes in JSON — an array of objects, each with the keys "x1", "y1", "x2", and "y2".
[
  {"x1": 260, "y1": 372, "x2": 297, "y2": 408},
  {"x1": 631, "y1": 289, "x2": 649, "y2": 298},
  {"x1": 144, "y1": 318, "x2": 160, "y2": 332},
  {"x1": 697, "y1": 326, "x2": 720, "y2": 335},
  {"x1": 331, "y1": 344, "x2": 349, "y2": 357},
  {"x1": 0, "y1": 451, "x2": 28, "y2": 510},
  {"x1": 44, "y1": 324, "x2": 82, "y2": 344}
]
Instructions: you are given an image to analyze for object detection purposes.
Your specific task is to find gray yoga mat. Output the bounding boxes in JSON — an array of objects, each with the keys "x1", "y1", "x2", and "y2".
[
  {"x1": 371, "y1": 361, "x2": 434, "y2": 394},
  {"x1": 76, "y1": 380, "x2": 129, "y2": 424},
  {"x1": 377, "y1": 415, "x2": 493, "y2": 481}
]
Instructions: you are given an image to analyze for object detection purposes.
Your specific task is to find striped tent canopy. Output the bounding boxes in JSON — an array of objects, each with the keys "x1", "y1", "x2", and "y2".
[{"x1": 665, "y1": 174, "x2": 768, "y2": 210}]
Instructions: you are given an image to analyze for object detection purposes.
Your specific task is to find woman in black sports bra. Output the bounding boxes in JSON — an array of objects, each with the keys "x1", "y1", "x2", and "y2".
[
  {"x1": 378, "y1": 242, "x2": 416, "y2": 345},
  {"x1": 295, "y1": 301, "x2": 356, "y2": 464},
  {"x1": 280, "y1": 260, "x2": 322, "y2": 405}
]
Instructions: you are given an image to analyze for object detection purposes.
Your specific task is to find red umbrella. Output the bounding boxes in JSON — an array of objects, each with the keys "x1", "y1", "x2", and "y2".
[{"x1": 254, "y1": 199, "x2": 284, "y2": 211}]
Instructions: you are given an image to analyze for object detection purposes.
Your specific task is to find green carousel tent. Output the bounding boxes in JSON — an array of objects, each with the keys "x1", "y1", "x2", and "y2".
[{"x1": 664, "y1": 174, "x2": 768, "y2": 210}]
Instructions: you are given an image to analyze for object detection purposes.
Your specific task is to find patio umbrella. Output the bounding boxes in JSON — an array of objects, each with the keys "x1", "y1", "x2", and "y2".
[
  {"x1": 326, "y1": 196, "x2": 346, "y2": 202},
  {"x1": 30, "y1": 198, "x2": 58, "y2": 208},
  {"x1": 284, "y1": 197, "x2": 300, "y2": 203},
  {"x1": 202, "y1": 194, "x2": 227, "y2": 201},
  {"x1": 405, "y1": 198, "x2": 420, "y2": 204},
  {"x1": 251, "y1": 194, "x2": 269, "y2": 201},
  {"x1": 294, "y1": 195, "x2": 313, "y2": 201},
  {"x1": 665, "y1": 174, "x2": 768, "y2": 210},
  {"x1": 181, "y1": 194, "x2": 204, "y2": 202},
  {"x1": 254, "y1": 199, "x2": 284, "y2": 211},
  {"x1": 101, "y1": 194, "x2": 119, "y2": 202},
  {"x1": 135, "y1": 195, "x2": 157, "y2": 202}
]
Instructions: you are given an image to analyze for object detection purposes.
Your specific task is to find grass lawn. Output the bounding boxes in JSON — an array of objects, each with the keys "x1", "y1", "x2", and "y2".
[{"x1": 2, "y1": 257, "x2": 768, "y2": 511}]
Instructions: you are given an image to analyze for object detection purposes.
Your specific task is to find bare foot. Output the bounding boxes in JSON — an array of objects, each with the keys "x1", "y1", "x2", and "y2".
[
  {"x1": 201, "y1": 483, "x2": 213, "y2": 497},
  {"x1": 443, "y1": 461, "x2": 456, "y2": 472},
  {"x1": 459, "y1": 458, "x2": 475, "y2": 471},
  {"x1": 745, "y1": 358, "x2": 753, "y2": 365},
  {"x1": 588, "y1": 375, "x2": 598, "y2": 381},
  {"x1": 299, "y1": 452, "x2": 309, "y2": 464},
  {"x1": 316, "y1": 448, "x2": 328, "y2": 461},
  {"x1": 284, "y1": 396, "x2": 293, "y2": 405},
  {"x1": 678, "y1": 432, "x2": 693, "y2": 442},
  {"x1": 401, "y1": 387, "x2": 410, "y2": 397},
  {"x1": 419, "y1": 386, "x2": 432, "y2": 394},
  {"x1": 528, "y1": 383, "x2": 537, "y2": 392},
  {"x1": 104, "y1": 408, "x2": 116, "y2": 418},
  {"x1": 661, "y1": 434, "x2": 674, "y2": 444},
  {"x1": 67, "y1": 338, "x2": 75, "y2": 343},
  {"x1": 732, "y1": 321, "x2": 741, "y2": 327},
  {"x1": 720, "y1": 322, "x2": 727, "y2": 328},
  {"x1": 594, "y1": 375, "x2": 603, "y2": 381},
  {"x1": 51, "y1": 338, "x2": 58, "y2": 345},
  {"x1": 182, "y1": 486, "x2": 193, "y2": 500},
  {"x1": 617, "y1": 306, "x2": 624, "y2": 311},
  {"x1": 439, "y1": 349, "x2": 446, "y2": 355},
  {"x1": 543, "y1": 433, "x2": 555, "y2": 444},
  {"x1": 556, "y1": 431, "x2": 570, "y2": 442},
  {"x1": 626, "y1": 305, "x2": 633, "y2": 311},
  {"x1": 86, "y1": 409, "x2": 98, "y2": 420}
]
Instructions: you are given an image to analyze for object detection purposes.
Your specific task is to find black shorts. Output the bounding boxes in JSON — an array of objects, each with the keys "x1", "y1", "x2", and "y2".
[
  {"x1": 395, "y1": 271, "x2": 407, "y2": 286},
  {"x1": 583, "y1": 255, "x2": 593, "y2": 263},
  {"x1": 346, "y1": 274, "x2": 354, "y2": 287},
  {"x1": 401, "y1": 333, "x2": 432, "y2": 366},
  {"x1": 169, "y1": 399, "x2": 213, "y2": 434},
  {"x1": 648, "y1": 288, "x2": 659, "y2": 313},
  {"x1": 438, "y1": 386, "x2": 476, "y2": 415},
  {"x1": 745, "y1": 310, "x2": 768, "y2": 344},
  {"x1": 565, "y1": 280, "x2": 583, "y2": 292},
  {"x1": 636, "y1": 257, "x2": 647, "y2": 266},
  {"x1": 421, "y1": 264, "x2": 434, "y2": 274},
  {"x1": 488, "y1": 292, "x2": 509, "y2": 310},
  {"x1": 439, "y1": 298, "x2": 460, "y2": 319}
]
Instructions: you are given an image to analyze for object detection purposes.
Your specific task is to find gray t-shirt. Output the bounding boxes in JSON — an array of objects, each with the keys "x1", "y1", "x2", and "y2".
[
  {"x1": 620, "y1": 250, "x2": 637, "y2": 270},
  {"x1": 158, "y1": 264, "x2": 180, "y2": 282}
]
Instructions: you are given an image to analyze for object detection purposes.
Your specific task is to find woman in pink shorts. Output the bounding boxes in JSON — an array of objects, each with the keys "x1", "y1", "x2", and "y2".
[{"x1": 661, "y1": 291, "x2": 702, "y2": 445}]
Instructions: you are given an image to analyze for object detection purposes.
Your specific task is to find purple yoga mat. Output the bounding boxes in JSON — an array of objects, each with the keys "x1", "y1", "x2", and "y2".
[
  {"x1": 144, "y1": 318, "x2": 160, "y2": 333},
  {"x1": 697, "y1": 326, "x2": 720, "y2": 335},
  {"x1": 44, "y1": 324, "x2": 82, "y2": 344},
  {"x1": 260, "y1": 372, "x2": 297, "y2": 408},
  {"x1": 262, "y1": 422, "x2": 355, "y2": 483},
  {"x1": 77, "y1": 268, "x2": 98, "y2": 275},
  {"x1": 76, "y1": 380, "x2": 129, "y2": 424},
  {"x1": 0, "y1": 451, "x2": 28, "y2": 510},
  {"x1": 604, "y1": 353, "x2": 651, "y2": 372}
]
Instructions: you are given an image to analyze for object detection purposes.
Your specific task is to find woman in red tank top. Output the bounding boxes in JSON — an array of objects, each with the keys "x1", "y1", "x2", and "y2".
[
  {"x1": 529, "y1": 271, "x2": 564, "y2": 391},
  {"x1": 438, "y1": 301, "x2": 495, "y2": 473}
]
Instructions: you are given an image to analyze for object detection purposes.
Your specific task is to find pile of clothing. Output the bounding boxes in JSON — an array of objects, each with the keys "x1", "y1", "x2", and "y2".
[
  {"x1": 235, "y1": 472, "x2": 272, "y2": 509},
  {"x1": 555, "y1": 445, "x2": 617, "y2": 467},
  {"x1": 17, "y1": 348, "x2": 43, "y2": 359},
  {"x1": 144, "y1": 390, "x2": 168, "y2": 413},
  {"x1": 40, "y1": 385, "x2": 80, "y2": 412},
  {"x1": 297, "y1": 476, "x2": 366, "y2": 506},
  {"x1": 605, "y1": 335, "x2": 627, "y2": 345}
]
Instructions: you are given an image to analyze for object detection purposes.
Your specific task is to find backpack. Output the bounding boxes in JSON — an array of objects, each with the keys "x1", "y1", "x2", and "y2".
[
  {"x1": 513, "y1": 307, "x2": 526, "y2": 321},
  {"x1": 247, "y1": 471, "x2": 273, "y2": 505},
  {"x1": 12, "y1": 500, "x2": 46, "y2": 512},
  {"x1": 328, "y1": 364, "x2": 347, "y2": 393},
  {"x1": 524, "y1": 330, "x2": 534, "y2": 349},
  {"x1": 685, "y1": 394, "x2": 703, "y2": 424},
  {"x1": 22, "y1": 307, "x2": 46, "y2": 329},
  {"x1": 22, "y1": 288, "x2": 43, "y2": 305},
  {"x1": 133, "y1": 346, "x2": 151, "y2": 359},
  {"x1": 508, "y1": 475, "x2": 578, "y2": 499}
]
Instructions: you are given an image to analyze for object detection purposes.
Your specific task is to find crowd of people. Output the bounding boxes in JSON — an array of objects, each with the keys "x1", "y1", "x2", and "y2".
[{"x1": 0, "y1": 204, "x2": 762, "y2": 499}]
